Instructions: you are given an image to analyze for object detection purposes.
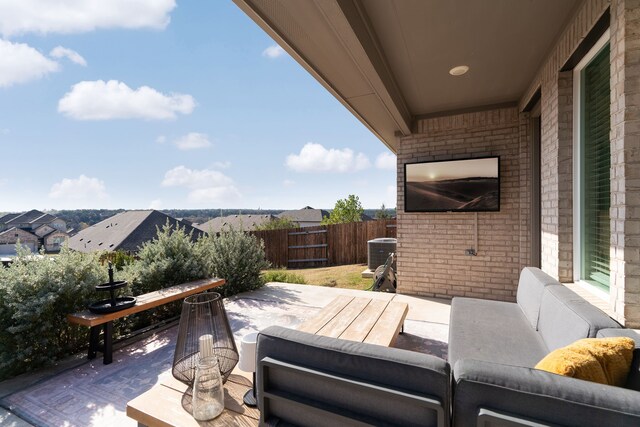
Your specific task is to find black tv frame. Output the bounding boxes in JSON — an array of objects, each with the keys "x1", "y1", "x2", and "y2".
[{"x1": 404, "y1": 156, "x2": 500, "y2": 213}]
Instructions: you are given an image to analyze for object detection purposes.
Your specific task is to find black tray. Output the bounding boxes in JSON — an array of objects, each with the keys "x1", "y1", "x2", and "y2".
[
  {"x1": 88, "y1": 296, "x2": 137, "y2": 314},
  {"x1": 95, "y1": 280, "x2": 128, "y2": 291}
]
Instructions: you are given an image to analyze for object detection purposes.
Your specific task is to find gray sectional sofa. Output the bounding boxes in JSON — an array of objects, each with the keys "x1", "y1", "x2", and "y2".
[
  {"x1": 450, "y1": 267, "x2": 640, "y2": 426},
  {"x1": 255, "y1": 267, "x2": 640, "y2": 426}
]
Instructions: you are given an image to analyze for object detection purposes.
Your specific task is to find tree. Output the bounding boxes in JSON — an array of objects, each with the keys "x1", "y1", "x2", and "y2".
[
  {"x1": 321, "y1": 194, "x2": 364, "y2": 225},
  {"x1": 375, "y1": 203, "x2": 392, "y2": 219},
  {"x1": 255, "y1": 216, "x2": 297, "y2": 230}
]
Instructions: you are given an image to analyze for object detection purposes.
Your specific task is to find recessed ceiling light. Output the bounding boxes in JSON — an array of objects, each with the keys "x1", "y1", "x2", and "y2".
[{"x1": 449, "y1": 65, "x2": 469, "y2": 76}]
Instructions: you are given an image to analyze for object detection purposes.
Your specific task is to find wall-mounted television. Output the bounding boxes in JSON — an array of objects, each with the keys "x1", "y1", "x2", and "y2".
[{"x1": 404, "y1": 156, "x2": 500, "y2": 212}]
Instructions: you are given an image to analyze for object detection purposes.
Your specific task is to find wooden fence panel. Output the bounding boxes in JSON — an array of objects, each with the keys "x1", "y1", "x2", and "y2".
[
  {"x1": 252, "y1": 219, "x2": 396, "y2": 268},
  {"x1": 287, "y1": 226, "x2": 327, "y2": 268},
  {"x1": 251, "y1": 229, "x2": 289, "y2": 268}
]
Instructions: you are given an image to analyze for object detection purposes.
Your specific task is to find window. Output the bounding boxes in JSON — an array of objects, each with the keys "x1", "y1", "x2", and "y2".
[{"x1": 573, "y1": 30, "x2": 610, "y2": 292}]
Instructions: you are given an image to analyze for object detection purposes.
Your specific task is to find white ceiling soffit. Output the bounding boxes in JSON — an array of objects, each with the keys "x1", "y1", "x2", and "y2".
[{"x1": 233, "y1": 0, "x2": 580, "y2": 152}]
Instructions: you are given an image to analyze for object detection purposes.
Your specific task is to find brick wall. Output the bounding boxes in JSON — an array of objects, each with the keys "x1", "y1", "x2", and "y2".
[
  {"x1": 529, "y1": 1, "x2": 610, "y2": 283},
  {"x1": 521, "y1": 0, "x2": 640, "y2": 326},
  {"x1": 610, "y1": 0, "x2": 640, "y2": 327},
  {"x1": 397, "y1": 107, "x2": 526, "y2": 301}
]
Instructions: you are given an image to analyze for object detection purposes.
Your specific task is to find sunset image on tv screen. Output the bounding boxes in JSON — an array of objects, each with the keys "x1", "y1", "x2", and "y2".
[{"x1": 405, "y1": 157, "x2": 499, "y2": 212}]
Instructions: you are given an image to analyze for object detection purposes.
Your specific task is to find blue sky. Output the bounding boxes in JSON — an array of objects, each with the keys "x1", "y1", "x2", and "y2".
[{"x1": 0, "y1": 1, "x2": 396, "y2": 212}]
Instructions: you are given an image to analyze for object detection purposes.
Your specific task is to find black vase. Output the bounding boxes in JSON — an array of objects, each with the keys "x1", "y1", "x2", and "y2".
[{"x1": 172, "y1": 292, "x2": 239, "y2": 385}]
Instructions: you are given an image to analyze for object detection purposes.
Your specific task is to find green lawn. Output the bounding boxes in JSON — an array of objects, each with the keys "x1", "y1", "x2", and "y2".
[{"x1": 262, "y1": 264, "x2": 373, "y2": 290}]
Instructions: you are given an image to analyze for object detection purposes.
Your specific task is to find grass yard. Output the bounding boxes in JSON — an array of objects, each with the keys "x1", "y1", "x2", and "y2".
[{"x1": 262, "y1": 264, "x2": 373, "y2": 290}]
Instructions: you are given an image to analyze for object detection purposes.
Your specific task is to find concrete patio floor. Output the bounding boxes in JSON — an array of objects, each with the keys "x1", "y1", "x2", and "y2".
[{"x1": 0, "y1": 282, "x2": 451, "y2": 427}]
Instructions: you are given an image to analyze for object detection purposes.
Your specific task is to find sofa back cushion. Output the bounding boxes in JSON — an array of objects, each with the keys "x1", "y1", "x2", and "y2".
[
  {"x1": 256, "y1": 325, "x2": 451, "y2": 426},
  {"x1": 516, "y1": 267, "x2": 561, "y2": 329},
  {"x1": 537, "y1": 285, "x2": 621, "y2": 352}
]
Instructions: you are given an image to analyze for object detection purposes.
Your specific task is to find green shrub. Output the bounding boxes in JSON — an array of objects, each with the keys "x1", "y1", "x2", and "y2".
[
  {"x1": 261, "y1": 270, "x2": 306, "y2": 284},
  {"x1": 123, "y1": 222, "x2": 207, "y2": 295},
  {"x1": 0, "y1": 246, "x2": 106, "y2": 379},
  {"x1": 121, "y1": 223, "x2": 209, "y2": 328},
  {"x1": 197, "y1": 227, "x2": 269, "y2": 297}
]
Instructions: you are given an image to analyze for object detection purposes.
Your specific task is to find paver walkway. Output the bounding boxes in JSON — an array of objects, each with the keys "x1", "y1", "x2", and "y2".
[{"x1": 0, "y1": 283, "x2": 450, "y2": 427}]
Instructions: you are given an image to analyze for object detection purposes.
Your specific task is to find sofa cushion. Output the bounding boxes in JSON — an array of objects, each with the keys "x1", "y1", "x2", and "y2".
[
  {"x1": 448, "y1": 297, "x2": 548, "y2": 368},
  {"x1": 598, "y1": 328, "x2": 640, "y2": 391},
  {"x1": 257, "y1": 325, "x2": 451, "y2": 427},
  {"x1": 535, "y1": 337, "x2": 635, "y2": 386},
  {"x1": 516, "y1": 267, "x2": 561, "y2": 329},
  {"x1": 537, "y1": 285, "x2": 621, "y2": 351},
  {"x1": 453, "y1": 358, "x2": 640, "y2": 427}
]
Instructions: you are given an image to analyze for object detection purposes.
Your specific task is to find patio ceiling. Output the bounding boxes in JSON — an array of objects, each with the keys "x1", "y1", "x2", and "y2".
[{"x1": 233, "y1": 0, "x2": 580, "y2": 152}]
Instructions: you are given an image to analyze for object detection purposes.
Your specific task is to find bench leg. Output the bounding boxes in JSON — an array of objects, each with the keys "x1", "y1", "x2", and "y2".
[
  {"x1": 103, "y1": 321, "x2": 113, "y2": 365},
  {"x1": 88, "y1": 326, "x2": 100, "y2": 360}
]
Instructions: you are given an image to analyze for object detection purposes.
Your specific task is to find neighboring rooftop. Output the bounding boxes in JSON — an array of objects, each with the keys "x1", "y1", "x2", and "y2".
[
  {"x1": 277, "y1": 206, "x2": 330, "y2": 224},
  {"x1": 68, "y1": 210, "x2": 204, "y2": 253},
  {"x1": 196, "y1": 214, "x2": 276, "y2": 233}
]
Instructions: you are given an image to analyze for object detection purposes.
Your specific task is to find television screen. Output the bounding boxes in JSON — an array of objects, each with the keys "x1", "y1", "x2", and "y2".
[{"x1": 404, "y1": 157, "x2": 500, "y2": 212}]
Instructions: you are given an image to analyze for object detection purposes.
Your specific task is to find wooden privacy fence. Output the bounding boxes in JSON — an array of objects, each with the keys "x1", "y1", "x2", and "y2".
[{"x1": 250, "y1": 219, "x2": 396, "y2": 268}]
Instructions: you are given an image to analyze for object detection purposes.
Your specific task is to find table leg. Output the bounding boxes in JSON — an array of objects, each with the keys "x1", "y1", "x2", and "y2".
[
  {"x1": 103, "y1": 321, "x2": 113, "y2": 365},
  {"x1": 88, "y1": 326, "x2": 100, "y2": 360}
]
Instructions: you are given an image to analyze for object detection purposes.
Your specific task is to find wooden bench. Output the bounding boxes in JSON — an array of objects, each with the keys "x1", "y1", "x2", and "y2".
[
  {"x1": 68, "y1": 277, "x2": 225, "y2": 365},
  {"x1": 298, "y1": 295, "x2": 408, "y2": 347}
]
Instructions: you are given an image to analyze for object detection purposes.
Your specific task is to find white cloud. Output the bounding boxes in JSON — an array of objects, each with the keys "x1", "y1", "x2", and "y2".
[
  {"x1": 173, "y1": 132, "x2": 211, "y2": 150},
  {"x1": 0, "y1": 39, "x2": 59, "y2": 87},
  {"x1": 283, "y1": 179, "x2": 295, "y2": 187},
  {"x1": 375, "y1": 152, "x2": 396, "y2": 170},
  {"x1": 286, "y1": 142, "x2": 371, "y2": 173},
  {"x1": 156, "y1": 135, "x2": 166, "y2": 144},
  {"x1": 50, "y1": 46, "x2": 87, "y2": 66},
  {"x1": 161, "y1": 166, "x2": 240, "y2": 203},
  {"x1": 262, "y1": 45, "x2": 286, "y2": 59},
  {"x1": 49, "y1": 175, "x2": 108, "y2": 200},
  {"x1": 0, "y1": 0, "x2": 176, "y2": 37},
  {"x1": 58, "y1": 80, "x2": 196, "y2": 120},
  {"x1": 149, "y1": 199, "x2": 162, "y2": 209},
  {"x1": 213, "y1": 161, "x2": 231, "y2": 169}
]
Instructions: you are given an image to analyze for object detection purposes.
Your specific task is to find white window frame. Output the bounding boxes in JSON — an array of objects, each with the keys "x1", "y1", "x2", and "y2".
[{"x1": 572, "y1": 28, "x2": 610, "y2": 299}]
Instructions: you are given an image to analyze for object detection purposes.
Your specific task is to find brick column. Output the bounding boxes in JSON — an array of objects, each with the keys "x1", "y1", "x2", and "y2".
[
  {"x1": 610, "y1": 0, "x2": 640, "y2": 327},
  {"x1": 540, "y1": 71, "x2": 573, "y2": 282}
]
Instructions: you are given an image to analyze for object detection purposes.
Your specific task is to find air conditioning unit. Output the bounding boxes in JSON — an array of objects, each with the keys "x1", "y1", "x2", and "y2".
[{"x1": 367, "y1": 238, "x2": 397, "y2": 270}]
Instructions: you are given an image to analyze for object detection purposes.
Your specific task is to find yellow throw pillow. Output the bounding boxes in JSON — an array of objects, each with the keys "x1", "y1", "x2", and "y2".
[{"x1": 535, "y1": 337, "x2": 635, "y2": 386}]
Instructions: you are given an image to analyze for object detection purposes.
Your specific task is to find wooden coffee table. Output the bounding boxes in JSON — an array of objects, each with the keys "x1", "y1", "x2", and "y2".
[
  {"x1": 297, "y1": 295, "x2": 408, "y2": 347},
  {"x1": 126, "y1": 373, "x2": 259, "y2": 426}
]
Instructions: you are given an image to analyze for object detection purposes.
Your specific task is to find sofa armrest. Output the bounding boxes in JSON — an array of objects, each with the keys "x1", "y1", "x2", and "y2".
[
  {"x1": 453, "y1": 359, "x2": 640, "y2": 427},
  {"x1": 257, "y1": 325, "x2": 450, "y2": 427}
]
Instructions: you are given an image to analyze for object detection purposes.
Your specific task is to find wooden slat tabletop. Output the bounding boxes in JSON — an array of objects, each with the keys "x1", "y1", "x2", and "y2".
[
  {"x1": 339, "y1": 299, "x2": 389, "y2": 342},
  {"x1": 364, "y1": 301, "x2": 409, "y2": 347},
  {"x1": 126, "y1": 373, "x2": 258, "y2": 427},
  {"x1": 316, "y1": 297, "x2": 371, "y2": 338},
  {"x1": 298, "y1": 295, "x2": 408, "y2": 347},
  {"x1": 297, "y1": 295, "x2": 353, "y2": 334}
]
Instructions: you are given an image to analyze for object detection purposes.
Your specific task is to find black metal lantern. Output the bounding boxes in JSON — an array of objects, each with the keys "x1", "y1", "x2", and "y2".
[{"x1": 172, "y1": 292, "x2": 239, "y2": 385}]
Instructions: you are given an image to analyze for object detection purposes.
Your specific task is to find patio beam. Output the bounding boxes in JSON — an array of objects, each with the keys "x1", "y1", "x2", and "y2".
[{"x1": 232, "y1": 0, "x2": 412, "y2": 152}]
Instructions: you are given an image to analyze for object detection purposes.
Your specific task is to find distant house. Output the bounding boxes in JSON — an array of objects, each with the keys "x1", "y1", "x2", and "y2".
[
  {"x1": 0, "y1": 209, "x2": 69, "y2": 255},
  {"x1": 196, "y1": 214, "x2": 275, "y2": 233},
  {"x1": 68, "y1": 210, "x2": 204, "y2": 253},
  {"x1": 360, "y1": 213, "x2": 373, "y2": 222},
  {"x1": 0, "y1": 228, "x2": 39, "y2": 255},
  {"x1": 277, "y1": 206, "x2": 330, "y2": 228}
]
